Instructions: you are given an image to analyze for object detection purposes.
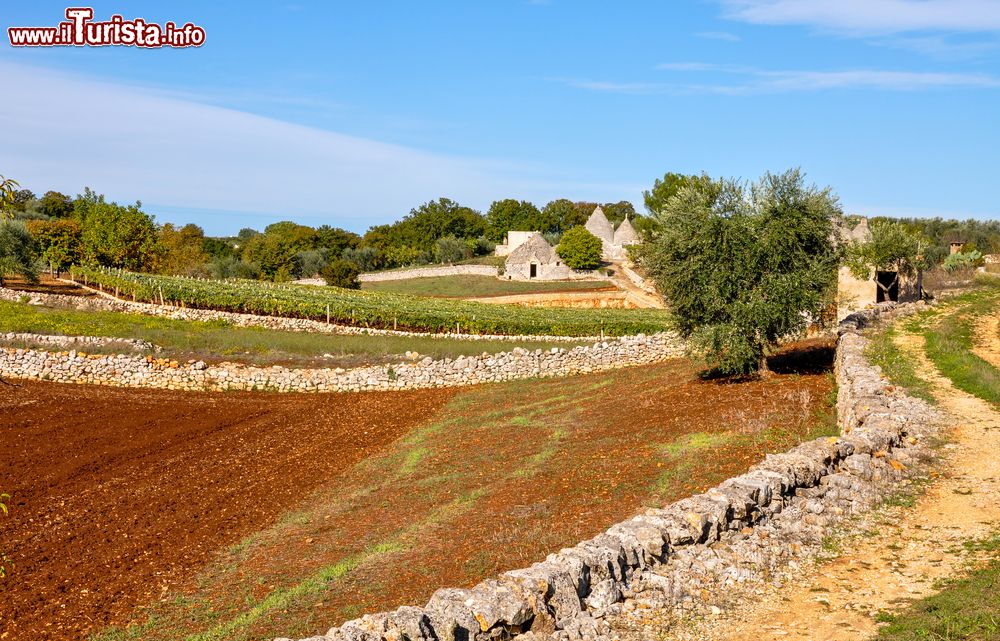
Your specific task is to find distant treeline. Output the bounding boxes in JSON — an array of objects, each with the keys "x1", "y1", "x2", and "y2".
[
  {"x1": 3, "y1": 174, "x2": 998, "y2": 284},
  {"x1": 4, "y1": 186, "x2": 655, "y2": 281}
]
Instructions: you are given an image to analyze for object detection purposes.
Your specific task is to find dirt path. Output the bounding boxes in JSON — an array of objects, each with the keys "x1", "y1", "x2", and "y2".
[
  {"x1": 690, "y1": 326, "x2": 1000, "y2": 641},
  {"x1": 607, "y1": 262, "x2": 665, "y2": 309},
  {"x1": 973, "y1": 310, "x2": 1000, "y2": 370}
]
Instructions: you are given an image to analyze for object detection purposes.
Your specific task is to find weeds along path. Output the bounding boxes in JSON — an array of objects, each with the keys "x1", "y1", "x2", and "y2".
[
  {"x1": 973, "y1": 309, "x2": 1000, "y2": 370},
  {"x1": 692, "y1": 313, "x2": 1000, "y2": 641}
]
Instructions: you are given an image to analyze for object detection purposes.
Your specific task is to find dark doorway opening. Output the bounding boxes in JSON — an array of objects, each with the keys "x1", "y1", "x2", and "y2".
[
  {"x1": 876, "y1": 271, "x2": 899, "y2": 302},
  {"x1": 529, "y1": 264, "x2": 537, "y2": 278}
]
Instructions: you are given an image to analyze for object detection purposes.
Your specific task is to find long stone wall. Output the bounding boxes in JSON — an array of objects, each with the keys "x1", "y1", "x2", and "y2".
[
  {"x1": 0, "y1": 333, "x2": 683, "y2": 393},
  {"x1": 280, "y1": 301, "x2": 941, "y2": 641},
  {"x1": 0, "y1": 332, "x2": 158, "y2": 353},
  {"x1": 358, "y1": 265, "x2": 499, "y2": 282}
]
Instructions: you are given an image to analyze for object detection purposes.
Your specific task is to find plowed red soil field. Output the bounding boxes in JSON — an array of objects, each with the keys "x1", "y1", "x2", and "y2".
[
  {"x1": 0, "y1": 381, "x2": 454, "y2": 640},
  {"x1": 0, "y1": 340, "x2": 836, "y2": 641}
]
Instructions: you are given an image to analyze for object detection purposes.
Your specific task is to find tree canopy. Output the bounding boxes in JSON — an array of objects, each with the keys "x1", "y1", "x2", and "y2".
[
  {"x1": 643, "y1": 172, "x2": 714, "y2": 216},
  {"x1": 0, "y1": 176, "x2": 21, "y2": 220},
  {"x1": 556, "y1": 226, "x2": 603, "y2": 270},
  {"x1": 26, "y1": 219, "x2": 82, "y2": 275},
  {"x1": 647, "y1": 169, "x2": 840, "y2": 375},
  {"x1": 844, "y1": 220, "x2": 927, "y2": 280},
  {"x1": 0, "y1": 220, "x2": 38, "y2": 286},
  {"x1": 74, "y1": 189, "x2": 160, "y2": 271},
  {"x1": 486, "y1": 199, "x2": 549, "y2": 241}
]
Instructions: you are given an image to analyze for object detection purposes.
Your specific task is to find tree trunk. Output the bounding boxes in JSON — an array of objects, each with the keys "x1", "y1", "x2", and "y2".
[{"x1": 757, "y1": 354, "x2": 772, "y2": 379}]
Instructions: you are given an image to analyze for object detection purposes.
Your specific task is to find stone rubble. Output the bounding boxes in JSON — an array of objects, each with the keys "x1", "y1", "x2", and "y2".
[{"x1": 275, "y1": 301, "x2": 942, "y2": 641}]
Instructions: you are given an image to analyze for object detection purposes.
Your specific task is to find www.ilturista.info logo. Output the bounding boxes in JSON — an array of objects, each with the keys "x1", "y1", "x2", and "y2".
[{"x1": 8, "y1": 8, "x2": 205, "y2": 48}]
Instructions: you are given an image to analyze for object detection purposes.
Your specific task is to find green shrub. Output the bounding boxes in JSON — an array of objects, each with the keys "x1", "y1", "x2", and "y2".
[
  {"x1": 943, "y1": 250, "x2": 985, "y2": 272},
  {"x1": 433, "y1": 235, "x2": 472, "y2": 264},
  {"x1": 556, "y1": 226, "x2": 603, "y2": 270},
  {"x1": 320, "y1": 259, "x2": 361, "y2": 289}
]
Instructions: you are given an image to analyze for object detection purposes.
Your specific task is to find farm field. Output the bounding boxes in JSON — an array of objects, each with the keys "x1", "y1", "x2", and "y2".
[
  {"x1": 0, "y1": 300, "x2": 589, "y2": 368},
  {"x1": 71, "y1": 267, "x2": 673, "y2": 336},
  {"x1": 362, "y1": 274, "x2": 615, "y2": 298},
  {"x1": 0, "y1": 339, "x2": 836, "y2": 641}
]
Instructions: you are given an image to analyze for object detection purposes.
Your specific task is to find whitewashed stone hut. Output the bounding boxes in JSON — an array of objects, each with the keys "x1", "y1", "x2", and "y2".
[
  {"x1": 504, "y1": 232, "x2": 575, "y2": 281},
  {"x1": 836, "y1": 217, "x2": 922, "y2": 321}
]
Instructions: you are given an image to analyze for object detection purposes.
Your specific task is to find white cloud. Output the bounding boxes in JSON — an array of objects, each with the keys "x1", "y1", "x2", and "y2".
[
  {"x1": 695, "y1": 31, "x2": 742, "y2": 41},
  {"x1": 568, "y1": 65, "x2": 1000, "y2": 95},
  {"x1": 0, "y1": 61, "x2": 638, "y2": 233},
  {"x1": 749, "y1": 68, "x2": 1000, "y2": 90},
  {"x1": 656, "y1": 62, "x2": 742, "y2": 72},
  {"x1": 720, "y1": 0, "x2": 1000, "y2": 35}
]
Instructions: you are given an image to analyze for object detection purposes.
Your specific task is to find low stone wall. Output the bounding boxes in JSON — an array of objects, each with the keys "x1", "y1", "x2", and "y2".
[
  {"x1": 0, "y1": 332, "x2": 158, "y2": 353},
  {"x1": 620, "y1": 264, "x2": 657, "y2": 296},
  {"x1": 0, "y1": 285, "x2": 602, "y2": 343},
  {"x1": 466, "y1": 291, "x2": 633, "y2": 309},
  {"x1": 0, "y1": 333, "x2": 684, "y2": 393},
  {"x1": 281, "y1": 301, "x2": 941, "y2": 641},
  {"x1": 359, "y1": 265, "x2": 499, "y2": 282}
]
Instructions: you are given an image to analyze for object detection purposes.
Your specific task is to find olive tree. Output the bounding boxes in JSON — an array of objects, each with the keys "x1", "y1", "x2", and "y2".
[
  {"x1": 844, "y1": 220, "x2": 927, "y2": 297},
  {"x1": 0, "y1": 175, "x2": 19, "y2": 220},
  {"x1": 647, "y1": 169, "x2": 840, "y2": 375},
  {"x1": 0, "y1": 221, "x2": 38, "y2": 286}
]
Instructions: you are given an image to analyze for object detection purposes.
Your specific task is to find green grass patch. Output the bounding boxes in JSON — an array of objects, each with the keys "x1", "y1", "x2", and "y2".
[
  {"x1": 362, "y1": 275, "x2": 614, "y2": 298},
  {"x1": 72, "y1": 267, "x2": 673, "y2": 337},
  {"x1": 0, "y1": 300, "x2": 587, "y2": 368},
  {"x1": 922, "y1": 285, "x2": 1000, "y2": 408},
  {"x1": 865, "y1": 326, "x2": 937, "y2": 404},
  {"x1": 876, "y1": 557, "x2": 1000, "y2": 640},
  {"x1": 183, "y1": 542, "x2": 400, "y2": 641}
]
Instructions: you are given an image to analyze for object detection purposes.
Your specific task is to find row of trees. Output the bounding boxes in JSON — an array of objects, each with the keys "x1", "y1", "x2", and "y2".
[{"x1": 0, "y1": 177, "x2": 656, "y2": 288}]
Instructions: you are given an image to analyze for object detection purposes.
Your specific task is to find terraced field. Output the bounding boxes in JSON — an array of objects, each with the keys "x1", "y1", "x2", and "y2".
[
  {"x1": 0, "y1": 340, "x2": 836, "y2": 641},
  {"x1": 72, "y1": 267, "x2": 673, "y2": 337}
]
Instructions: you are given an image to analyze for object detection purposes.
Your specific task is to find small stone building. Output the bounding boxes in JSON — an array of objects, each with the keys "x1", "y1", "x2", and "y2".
[
  {"x1": 494, "y1": 230, "x2": 538, "y2": 257},
  {"x1": 836, "y1": 217, "x2": 922, "y2": 321},
  {"x1": 504, "y1": 232, "x2": 575, "y2": 281},
  {"x1": 585, "y1": 206, "x2": 641, "y2": 260}
]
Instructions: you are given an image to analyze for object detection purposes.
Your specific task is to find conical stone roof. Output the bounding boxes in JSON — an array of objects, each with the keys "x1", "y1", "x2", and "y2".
[
  {"x1": 506, "y1": 232, "x2": 556, "y2": 265},
  {"x1": 614, "y1": 216, "x2": 640, "y2": 245},
  {"x1": 585, "y1": 206, "x2": 615, "y2": 245}
]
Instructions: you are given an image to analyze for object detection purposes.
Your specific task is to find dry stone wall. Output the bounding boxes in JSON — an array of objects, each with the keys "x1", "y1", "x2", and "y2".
[
  {"x1": 0, "y1": 334, "x2": 683, "y2": 393},
  {"x1": 280, "y1": 301, "x2": 941, "y2": 641},
  {"x1": 358, "y1": 265, "x2": 500, "y2": 282},
  {"x1": 0, "y1": 332, "x2": 158, "y2": 353}
]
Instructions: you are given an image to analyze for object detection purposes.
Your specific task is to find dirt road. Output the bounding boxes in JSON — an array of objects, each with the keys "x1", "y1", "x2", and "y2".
[
  {"x1": 974, "y1": 311, "x2": 1000, "y2": 370},
  {"x1": 692, "y1": 327, "x2": 1000, "y2": 641}
]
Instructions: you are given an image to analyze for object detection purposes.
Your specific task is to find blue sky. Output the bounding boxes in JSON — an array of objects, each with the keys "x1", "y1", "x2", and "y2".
[{"x1": 2, "y1": 1, "x2": 999, "y2": 235}]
